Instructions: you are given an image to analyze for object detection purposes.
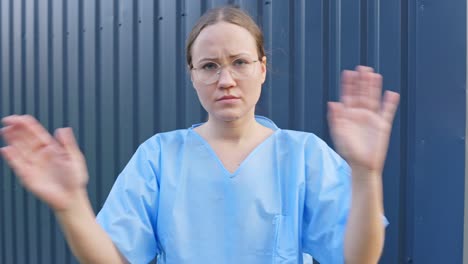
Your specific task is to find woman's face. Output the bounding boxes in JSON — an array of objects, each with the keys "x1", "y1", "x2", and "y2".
[{"x1": 190, "y1": 22, "x2": 266, "y2": 123}]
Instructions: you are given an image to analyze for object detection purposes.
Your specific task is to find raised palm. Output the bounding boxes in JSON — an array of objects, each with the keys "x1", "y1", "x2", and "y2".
[
  {"x1": 328, "y1": 66, "x2": 400, "y2": 174},
  {"x1": 1, "y1": 115, "x2": 88, "y2": 211}
]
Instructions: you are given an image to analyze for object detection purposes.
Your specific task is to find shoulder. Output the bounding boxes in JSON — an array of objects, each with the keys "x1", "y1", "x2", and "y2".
[
  {"x1": 276, "y1": 129, "x2": 328, "y2": 150},
  {"x1": 277, "y1": 129, "x2": 347, "y2": 169},
  {"x1": 138, "y1": 129, "x2": 191, "y2": 152}
]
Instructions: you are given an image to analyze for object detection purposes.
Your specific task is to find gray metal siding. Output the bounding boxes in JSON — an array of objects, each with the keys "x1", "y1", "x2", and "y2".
[{"x1": 0, "y1": 0, "x2": 465, "y2": 263}]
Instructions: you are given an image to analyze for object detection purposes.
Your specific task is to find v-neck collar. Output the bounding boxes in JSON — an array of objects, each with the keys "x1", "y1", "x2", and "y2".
[{"x1": 188, "y1": 116, "x2": 281, "y2": 178}]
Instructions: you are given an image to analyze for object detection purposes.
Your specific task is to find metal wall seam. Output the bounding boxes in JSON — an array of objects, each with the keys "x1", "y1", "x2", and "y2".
[
  {"x1": 2, "y1": 2, "x2": 14, "y2": 264},
  {"x1": 24, "y1": 0, "x2": 36, "y2": 262},
  {"x1": 465, "y1": 1, "x2": 468, "y2": 262}
]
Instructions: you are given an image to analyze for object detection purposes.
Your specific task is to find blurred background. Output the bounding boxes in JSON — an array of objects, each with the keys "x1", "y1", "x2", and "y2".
[{"x1": 0, "y1": 0, "x2": 466, "y2": 263}]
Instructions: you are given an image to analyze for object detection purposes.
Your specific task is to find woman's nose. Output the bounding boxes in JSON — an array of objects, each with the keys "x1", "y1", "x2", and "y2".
[{"x1": 216, "y1": 67, "x2": 236, "y2": 88}]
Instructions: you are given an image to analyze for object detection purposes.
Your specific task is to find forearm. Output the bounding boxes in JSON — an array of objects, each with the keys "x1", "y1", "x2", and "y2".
[
  {"x1": 344, "y1": 168, "x2": 385, "y2": 264},
  {"x1": 54, "y1": 190, "x2": 127, "y2": 264}
]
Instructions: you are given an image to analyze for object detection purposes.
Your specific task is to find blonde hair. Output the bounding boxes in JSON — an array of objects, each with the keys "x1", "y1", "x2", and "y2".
[{"x1": 186, "y1": 6, "x2": 265, "y2": 68}]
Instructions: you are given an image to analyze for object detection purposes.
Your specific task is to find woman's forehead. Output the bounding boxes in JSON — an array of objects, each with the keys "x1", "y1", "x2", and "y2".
[{"x1": 191, "y1": 22, "x2": 258, "y2": 60}]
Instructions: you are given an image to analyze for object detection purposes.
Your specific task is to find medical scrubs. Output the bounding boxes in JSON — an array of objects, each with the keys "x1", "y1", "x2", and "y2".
[{"x1": 96, "y1": 116, "x2": 359, "y2": 264}]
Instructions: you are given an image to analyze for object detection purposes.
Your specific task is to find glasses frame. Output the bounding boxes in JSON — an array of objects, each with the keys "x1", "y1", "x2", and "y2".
[{"x1": 191, "y1": 58, "x2": 261, "y2": 85}]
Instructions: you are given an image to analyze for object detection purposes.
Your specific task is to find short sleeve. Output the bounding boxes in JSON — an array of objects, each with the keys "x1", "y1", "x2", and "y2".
[
  {"x1": 301, "y1": 135, "x2": 352, "y2": 264},
  {"x1": 96, "y1": 137, "x2": 161, "y2": 263}
]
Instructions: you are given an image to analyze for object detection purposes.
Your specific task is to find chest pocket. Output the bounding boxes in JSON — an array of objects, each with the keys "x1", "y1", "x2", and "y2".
[{"x1": 274, "y1": 215, "x2": 298, "y2": 264}]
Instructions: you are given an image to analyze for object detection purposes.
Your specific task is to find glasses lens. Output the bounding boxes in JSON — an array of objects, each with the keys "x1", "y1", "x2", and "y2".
[
  {"x1": 194, "y1": 59, "x2": 258, "y2": 84},
  {"x1": 194, "y1": 62, "x2": 219, "y2": 84},
  {"x1": 231, "y1": 59, "x2": 257, "y2": 80}
]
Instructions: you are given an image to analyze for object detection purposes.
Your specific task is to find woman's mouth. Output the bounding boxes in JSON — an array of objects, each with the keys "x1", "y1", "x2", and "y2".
[{"x1": 217, "y1": 95, "x2": 240, "y2": 102}]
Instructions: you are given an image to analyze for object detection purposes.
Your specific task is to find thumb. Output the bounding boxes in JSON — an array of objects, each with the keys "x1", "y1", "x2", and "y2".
[
  {"x1": 54, "y1": 128, "x2": 80, "y2": 154},
  {"x1": 327, "y1": 102, "x2": 344, "y2": 128}
]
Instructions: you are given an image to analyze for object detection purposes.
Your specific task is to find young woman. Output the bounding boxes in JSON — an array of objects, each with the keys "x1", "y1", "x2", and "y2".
[{"x1": 1, "y1": 6, "x2": 399, "y2": 264}]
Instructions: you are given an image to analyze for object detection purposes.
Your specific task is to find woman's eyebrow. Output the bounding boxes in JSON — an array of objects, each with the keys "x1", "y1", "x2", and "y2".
[
  {"x1": 229, "y1": 52, "x2": 250, "y2": 57},
  {"x1": 197, "y1": 57, "x2": 219, "y2": 63},
  {"x1": 196, "y1": 53, "x2": 253, "y2": 63}
]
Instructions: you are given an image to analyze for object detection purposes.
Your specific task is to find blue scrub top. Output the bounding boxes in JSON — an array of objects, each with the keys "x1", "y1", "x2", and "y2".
[{"x1": 96, "y1": 116, "x2": 375, "y2": 264}]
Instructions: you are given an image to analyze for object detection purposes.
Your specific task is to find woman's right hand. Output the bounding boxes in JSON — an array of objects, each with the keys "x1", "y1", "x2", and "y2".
[{"x1": 1, "y1": 115, "x2": 89, "y2": 212}]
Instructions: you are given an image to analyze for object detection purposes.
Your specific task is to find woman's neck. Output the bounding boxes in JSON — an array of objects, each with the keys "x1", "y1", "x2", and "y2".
[{"x1": 198, "y1": 112, "x2": 264, "y2": 143}]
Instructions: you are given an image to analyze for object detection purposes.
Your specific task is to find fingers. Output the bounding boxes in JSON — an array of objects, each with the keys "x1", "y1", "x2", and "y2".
[
  {"x1": 341, "y1": 66, "x2": 382, "y2": 112},
  {"x1": 368, "y1": 71, "x2": 383, "y2": 112},
  {"x1": 1, "y1": 115, "x2": 59, "y2": 169},
  {"x1": 55, "y1": 128, "x2": 80, "y2": 155},
  {"x1": 341, "y1": 70, "x2": 358, "y2": 107},
  {"x1": 327, "y1": 102, "x2": 345, "y2": 135},
  {"x1": 2, "y1": 115, "x2": 54, "y2": 153},
  {"x1": 0, "y1": 145, "x2": 30, "y2": 180},
  {"x1": 327, "y1": 102, "x2": 344, "y2": 121},
  {"x1": 381, "y1": 91, "x2": 400, "y2": 124}
]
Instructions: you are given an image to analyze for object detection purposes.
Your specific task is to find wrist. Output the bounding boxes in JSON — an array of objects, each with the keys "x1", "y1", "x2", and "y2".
[
  {"x1": 54, "y1": 189, "x2": 91, "y2": 218},
  {"x1": 350, "y1": 166, "x2": 383, "y2": 195},
  {"x1": 350, "y1": 164, "x2": 382, "y2": 180}
]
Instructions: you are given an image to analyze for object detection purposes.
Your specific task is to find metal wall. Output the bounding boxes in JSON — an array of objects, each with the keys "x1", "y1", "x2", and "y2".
[{"x1": 0, "y1": 0, "x2": 465, "y2": 263}]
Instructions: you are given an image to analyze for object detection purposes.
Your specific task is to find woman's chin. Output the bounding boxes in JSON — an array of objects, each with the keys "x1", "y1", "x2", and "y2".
[{"x1": 211, "y1": 110, "x2": 245, "y2": 123}]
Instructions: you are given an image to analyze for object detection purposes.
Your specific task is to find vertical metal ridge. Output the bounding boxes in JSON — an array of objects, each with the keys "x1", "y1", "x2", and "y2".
[
  {"x1": 10, "y1": 0, "x2": 21, "y2": 262},
  {"x1": 263, "y1": 1, "x2": 272, "y2": 116},
  {"x1": 19, "y1": 0, "x2": 39, "y2": 263},
  {"x1": 63, "y1": 0, "x2": 68, "y2": 126},
  {"x1": 465, "y1": 0, "x2": 468, "y2": 260},
  {"x1": 201, "y1": 0, "x2": 208, "y2": 13},
  {"x1": 49, "y1": 0, "x2": 62, "y2": 263},
  {"x1": 321, "y1": 0, "x2": 329, "y2": 142},
  {"x1": 82, "y1": 0, "x2": 98, "y2": 213},
  {"x1": 291, "y1": 0, "x2": 305, "y2": 130},
  {"x1": 288, "y1": 0, "x2": 295, "y2": 129},
  {"x1": 9, "y1": 0, "x2": 14, "y2": 115},
  {"x1": 69, "y1": 0, "x2": 85, "y2": 261},
  {"x1": 366, "y1": 0, "x2": 380, "y2": 70},
  {"x1": 400, "y1": 0, "x2": 411, "y2": 262},
  {"x1": 78, "y1": 0, "x2": 84, "y2": 150},
  {"x1": 33, "y1": 1, "x2": 41, "y2": 262},
  {"x1": 375, "y1": 0, "x2": 381, "y2": 70},
  {"x1": 45, "y1": 1, "x2": 53, "y2": 263},
  {"x1": 1, "y1": 14, "x2": 10, "y2": 260},
  {"x1": 21, "y1": 0, "x2": 26, "y2": 114},
  {"x1": 34, "y1": 0, "x2": 40, "y2": 116},
  {"x1": 176, "y1": 0, "x2": 184, "y2": 127},
  {"x1": 133, "y1": 0, "x2": 139, "y2": 150},
  {"x1": 113, "y1": 0, "x2": 120, "y2": 179},
  {"x1": 95, "y1": 0, "x2": 103, "y2": 209},
  {"x1": 335, "y1": 0, "x2": 342, "y2": 94},
  {"x1": 360, "y1": 0, "x2": 368, "y2": 65},
  {"x1": 47, "y1": 0, "x2": 54, "y2": 132},
  {"x1": 153, "y1": 0, "x2": 160, "y2": 132},
  {"x1": 199, "y1": 0, "x2": 209, "y2": 121},
  {"x1": 256, "y1": 0, "x2": 263, "y2": 30}
]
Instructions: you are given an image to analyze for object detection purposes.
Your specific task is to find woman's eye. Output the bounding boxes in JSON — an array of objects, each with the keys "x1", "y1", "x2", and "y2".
[
  {"x1": 202, "y1": 63, "x2": 218, "y2": 71},
  {"x1": 233, "y1": 59, "x2": 248, "y2": 67}
]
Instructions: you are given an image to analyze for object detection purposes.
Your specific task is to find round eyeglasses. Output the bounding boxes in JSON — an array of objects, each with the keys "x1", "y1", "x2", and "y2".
[{"x1": 191, "y1": 57, "x2": 260, "y2": 85}]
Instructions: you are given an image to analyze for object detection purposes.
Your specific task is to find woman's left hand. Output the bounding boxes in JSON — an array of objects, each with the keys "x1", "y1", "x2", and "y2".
[{"x1": 328, "y1": 66, "x2": 400, "y2": 176}]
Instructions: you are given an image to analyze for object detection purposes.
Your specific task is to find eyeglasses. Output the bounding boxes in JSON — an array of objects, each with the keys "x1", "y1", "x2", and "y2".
[{"x1": 191, "y1": 57, "x2": 260, "y2": 85}]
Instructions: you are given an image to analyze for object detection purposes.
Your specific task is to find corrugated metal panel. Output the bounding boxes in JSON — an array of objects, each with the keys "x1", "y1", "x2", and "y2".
[
  {"x1": 409, "y1": 0, "x2": 466, "y2": 263},
  {"x1": 0, "y1": 0, "x2": 465, "y2": 263}
]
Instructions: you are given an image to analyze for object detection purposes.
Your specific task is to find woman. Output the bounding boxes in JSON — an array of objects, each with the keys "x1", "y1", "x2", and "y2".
[{"x1": 1, "y1": 6, "x2": 399, "y2": 264}]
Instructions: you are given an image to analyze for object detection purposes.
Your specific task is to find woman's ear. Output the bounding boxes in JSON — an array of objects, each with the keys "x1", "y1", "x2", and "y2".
[
  {"x1": 260, "y1": 56, "x2": 267, "y2": 84},
  {"x1": 188, "y1": 66, "x2": 195, "y2": 83},
  {"x1": 190, "y1": 70, "x2": 199, "y2": 92}
]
